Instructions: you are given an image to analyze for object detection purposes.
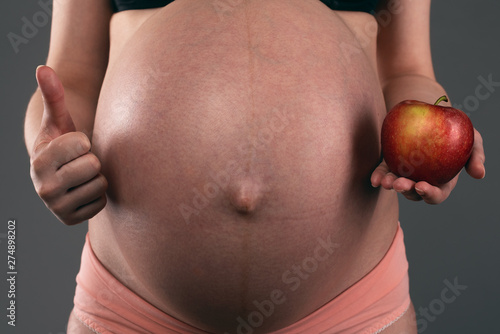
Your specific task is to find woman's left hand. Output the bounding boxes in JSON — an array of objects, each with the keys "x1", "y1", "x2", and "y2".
[{"x1": 370, "y1": 128, "x2": 485, "y2": 204}]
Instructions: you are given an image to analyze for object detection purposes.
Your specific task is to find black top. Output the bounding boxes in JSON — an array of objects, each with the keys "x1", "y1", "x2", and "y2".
[{"x1": 112, "y1": 0, "x2": 380, "y2": 14}]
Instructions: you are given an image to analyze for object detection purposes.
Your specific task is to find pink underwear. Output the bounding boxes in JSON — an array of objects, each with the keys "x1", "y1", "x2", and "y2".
[{"x1": 72, "y1": 223, "x2": 410, "y2": 333}]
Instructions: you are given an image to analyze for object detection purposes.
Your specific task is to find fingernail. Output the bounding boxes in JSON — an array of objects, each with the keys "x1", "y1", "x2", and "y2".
[
  {"x1": 77, "y1": 142, "x2": 85, "y2": 154},
  {"x1": 36, "y1": 65, "x2": 42, "y2": 80},
  {"x1": 415, "y1": 187, "x2": 424, "y2": 195},
  {"x1": 393, "y1": 185, "x2": 403, "y2": 193}
]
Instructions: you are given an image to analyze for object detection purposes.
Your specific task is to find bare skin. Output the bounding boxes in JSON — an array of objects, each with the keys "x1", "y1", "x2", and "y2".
[
  {"x1": 89, "y1": 2, "x2": 398, "y2": 332},
  {"x1": 25, "y1": 0, "x2": 486, "y2": 333}
]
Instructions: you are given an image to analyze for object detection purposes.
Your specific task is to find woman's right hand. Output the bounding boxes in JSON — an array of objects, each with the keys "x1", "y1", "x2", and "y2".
[{"x1": 30, "y1": 66, "x2": 108, "y2": 225}]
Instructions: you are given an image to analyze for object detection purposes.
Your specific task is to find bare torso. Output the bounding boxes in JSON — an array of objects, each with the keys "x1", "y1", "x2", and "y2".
[{"x1": 89, "y1": 0, "x2": 400, "y2": 332}]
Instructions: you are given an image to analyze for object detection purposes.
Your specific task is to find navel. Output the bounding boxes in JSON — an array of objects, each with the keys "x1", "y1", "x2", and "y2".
[{"x1": 228, "y1": 179, "x2": 264, "y2": 215}]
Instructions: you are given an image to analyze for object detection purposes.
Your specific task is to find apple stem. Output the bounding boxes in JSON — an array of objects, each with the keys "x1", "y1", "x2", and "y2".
[{"x1": 434, "y1": 95, "x2": 449, "y2": 105}]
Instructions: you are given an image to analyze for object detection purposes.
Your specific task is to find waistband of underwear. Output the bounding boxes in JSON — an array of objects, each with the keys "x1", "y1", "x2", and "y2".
[{"x1": 72, "y1": 222, "x2": 410, "y2": 334}]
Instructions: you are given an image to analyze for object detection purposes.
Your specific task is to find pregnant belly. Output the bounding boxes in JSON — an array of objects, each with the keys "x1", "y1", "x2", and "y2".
[{"x1": 91, "y1": 0, "x2": 391, "y2": 332}]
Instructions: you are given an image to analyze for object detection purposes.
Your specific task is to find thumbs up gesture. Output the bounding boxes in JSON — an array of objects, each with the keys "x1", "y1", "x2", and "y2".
[{"x1": 30, "y1": 66, "x2": 107, "y2": 225}]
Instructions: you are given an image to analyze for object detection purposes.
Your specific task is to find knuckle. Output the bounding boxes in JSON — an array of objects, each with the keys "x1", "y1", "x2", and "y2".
[
  {"x1": 87, "y1": 154, "x2": 102, "y2": 172},
  {"x1": 37, "y1": 182, "x2": 61, "y2": 201},
  {"x1": 75, "y1": 132, "x2": 92, "y2": 153},
  {"x1": 30, "y1": 154, "x2": 50, "y2": 175}
]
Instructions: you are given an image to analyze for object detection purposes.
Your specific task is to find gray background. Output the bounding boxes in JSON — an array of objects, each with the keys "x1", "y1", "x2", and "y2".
[{"x1": 1, "y1": 0, "x2": 499, "y2": 333}]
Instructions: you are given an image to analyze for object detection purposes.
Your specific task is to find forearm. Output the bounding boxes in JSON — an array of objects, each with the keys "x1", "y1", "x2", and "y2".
[
  {"x1": 382, "y1": 73, "x2": 451, "y2": 112},
  {"x1": 24, "y1": 87, "x2": 98, "y2": 157}
]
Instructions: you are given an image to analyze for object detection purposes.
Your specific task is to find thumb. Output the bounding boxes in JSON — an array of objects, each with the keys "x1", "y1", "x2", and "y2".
[{"x1": 34, "y1": 65, "x2": 76, "y2": 148}]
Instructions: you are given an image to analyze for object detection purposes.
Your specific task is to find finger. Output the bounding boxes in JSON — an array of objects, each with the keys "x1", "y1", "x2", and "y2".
[
  {"x1": 371, "y1": 162, "x2": 390, "y2": 187},
  {"x1": 465, "y1": 128, "x2": 486, "y2": 179},
  {"x1": 380, "y1": 172, "x2": 399, "y2": 190},
  {"x1": 401, "y1": 190, "x2": 423, "y2": 202},
  {"x1": 72, "y1": 195, "x2": 107, "y2": 225},
  {"x1": 64, "y1": 195, "x2": 108, "y2": 226},
  {"x1": 414, "y1": 178, "x2": 457, "y2": 205},
  {"x1": 389, "y1": 178, "x2": 423, "y2": 201},
  {"x1": 34, "y1": 65, "x2": 76, "y2": 151},
  {"x1": 392, "y1": 178, "x2": 416, "y2": 193},
  {"x1": 52, "y1": 174, "x2": 108, "y2": 225},
  {"x1": 66, "y1": 174, "x2": 108, "y2": 208},
  {"x1": 57, "y1": 152, "x2": 101, "y2": 190},
  {"x1": 31, "y1": 132, "x2": 91, "y2": 177}
]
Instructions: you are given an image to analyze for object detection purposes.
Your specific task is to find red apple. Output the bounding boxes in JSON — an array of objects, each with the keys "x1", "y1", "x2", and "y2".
[{"x1": 381, "y1": 96, "x2": 474, "y2": 186}]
